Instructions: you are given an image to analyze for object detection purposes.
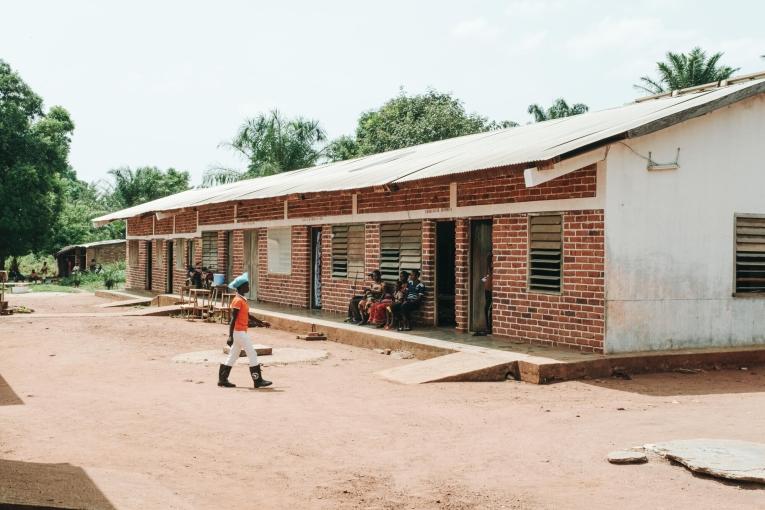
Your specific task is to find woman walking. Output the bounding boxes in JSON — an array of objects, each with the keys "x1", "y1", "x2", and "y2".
[{"x1": 217, "y1": 273, "x2": 273, "y2": 389}]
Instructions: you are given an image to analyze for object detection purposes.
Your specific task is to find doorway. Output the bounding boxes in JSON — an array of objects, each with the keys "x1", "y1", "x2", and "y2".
[
  {"x1": 436, "y1": 221, "x2": 456, "y2": 326},
  {"x1": 243, "y1": 231, "x2": 258, "y2": 301},
  {"x1": 469, "y1": 219, "x2": 493, "y2": 332},
  {"x1": 310, "y1": 227, "x2": 322, "y2": 309},
  {"x1": 145, "y1": 241, "x2": 153, "y2": 291},
  {"x1": 166, "y1": 241, "x2": 173, "y2": 293}
]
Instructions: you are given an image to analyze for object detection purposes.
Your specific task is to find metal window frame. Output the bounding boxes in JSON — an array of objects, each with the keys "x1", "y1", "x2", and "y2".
[{"x1": 526, "y1": 212, "x2": 564, "y2": 295}]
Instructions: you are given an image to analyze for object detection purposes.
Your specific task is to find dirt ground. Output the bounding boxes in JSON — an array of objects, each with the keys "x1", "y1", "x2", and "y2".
[{"x1": 1, "y1": 293, "x2": 764, "y2": 509}]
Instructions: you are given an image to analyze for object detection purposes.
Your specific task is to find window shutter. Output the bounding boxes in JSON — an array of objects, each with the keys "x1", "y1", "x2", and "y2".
[
  {"x1": 201, "y1": 232, "x2": 218, "y2": 270},
  {"x1": 380, "y1": 222, "x2": 421, "y2": 281},
  {"x1": 128, "y1": 241, "x2": 139, "y2": 267},
  {"x1": 332, "y1": 225, "x2": 364, "y2": 279},
  {"x1": 267, "y1": 227, "x2": 292, "y2": 274},
  {"x1": 735, "y1": 216, "x2": 765, "y2": 294},
  {"x1": 175, "y1": 239, "x2": 186, "y2": 270},
  {"x1": 528, "y1": 215, "x2": 562, "y2": 292}
]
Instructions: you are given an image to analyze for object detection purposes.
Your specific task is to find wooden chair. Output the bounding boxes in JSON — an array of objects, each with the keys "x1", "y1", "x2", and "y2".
[
  {"x1": 214, "y1": 292, "x2": 236, "y2": 324},
  {"x1": 178, "y1": 286, "x2": 195, "y2": 319}
]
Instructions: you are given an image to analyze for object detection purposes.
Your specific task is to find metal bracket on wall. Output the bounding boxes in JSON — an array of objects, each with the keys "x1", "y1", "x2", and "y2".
[{"x1": 647, "y1": 148, "x2": 680, "y2": 171}]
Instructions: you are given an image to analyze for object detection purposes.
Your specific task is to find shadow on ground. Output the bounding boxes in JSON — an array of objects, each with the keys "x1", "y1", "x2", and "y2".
[
  {"x1": 0, "y1": 459, "x2": 115, "y2": 509},
  {"x1": 579, "y1": 369, "x2": 765, "y2": 396},
  {"x1": 0, "y1": 374, "x2": 23, "y2": 406}
]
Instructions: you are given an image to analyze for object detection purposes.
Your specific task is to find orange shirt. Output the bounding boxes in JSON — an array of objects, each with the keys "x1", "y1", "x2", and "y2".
[{"x1": 231, "y1": 295, "x2": 250, "y2": 331}]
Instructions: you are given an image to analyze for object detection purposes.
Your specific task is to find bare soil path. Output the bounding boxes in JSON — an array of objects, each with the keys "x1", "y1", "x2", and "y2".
[{"x1": 1, "y1": 293, "x2": 763, "y2": 509}]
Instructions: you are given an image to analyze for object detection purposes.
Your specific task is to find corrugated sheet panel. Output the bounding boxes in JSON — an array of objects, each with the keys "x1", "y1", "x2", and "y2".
[{"x1": 94, "y1": 79, "x2": 765, "y2": 224}]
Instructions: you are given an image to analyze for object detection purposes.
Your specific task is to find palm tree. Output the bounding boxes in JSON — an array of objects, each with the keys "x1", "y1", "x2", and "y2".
[
  {"x1": 636, "y1": 47, "x2": 739, "y2": 95},
  {"x1": 527, "y1": 98, "x2": 589, "y2": 122},
  {"x1": 203, "y1": 110, "x2": 327, "y2": 186}
]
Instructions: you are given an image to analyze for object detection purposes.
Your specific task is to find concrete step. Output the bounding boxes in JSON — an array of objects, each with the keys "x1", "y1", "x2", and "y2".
[
  {"x1": 96, "y1": 297, "x2": 153, "y2": 308},
  {"x1": 378, "y1": 351, "x2": 522, "y2": 384}
]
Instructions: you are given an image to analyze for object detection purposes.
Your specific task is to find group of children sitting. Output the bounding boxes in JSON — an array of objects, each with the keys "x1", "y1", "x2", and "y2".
[{"x1": 347, "y1": 269, "x2": 425, "y2": 331}]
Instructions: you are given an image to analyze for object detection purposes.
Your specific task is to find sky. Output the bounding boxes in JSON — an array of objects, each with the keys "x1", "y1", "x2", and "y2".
[{"x1": 3, "y1": 0, "x2": 764, "y2": 186}]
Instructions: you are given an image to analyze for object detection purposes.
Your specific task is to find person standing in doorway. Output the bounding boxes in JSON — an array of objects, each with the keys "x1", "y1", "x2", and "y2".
[
  {"x1": 217, "y1": 272, "x2": 273, "y2": 389},
  {"x1": 474, "y1": 251, "x2": 493, "y2": 336}
]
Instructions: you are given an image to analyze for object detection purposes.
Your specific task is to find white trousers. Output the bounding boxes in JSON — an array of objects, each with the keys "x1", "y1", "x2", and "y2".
[{"x1": 225, "y1": 331, "x2": 259, "y2": 367}]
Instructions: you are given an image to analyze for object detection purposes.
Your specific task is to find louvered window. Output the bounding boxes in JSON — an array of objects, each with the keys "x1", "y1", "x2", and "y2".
[
  {"x1": 735, "y1": 215, "x2": 765, "y2": 294},
  {"x1": 380, "y1": 222, "x2": 422, "y2": 281},
  {"x1": 201, "y1": 232, "x2": 218, "y2": 270},
  {"x1": 332, "y1": 225, "x2": 365, "y2": 279},
  {"x1": 528, "y1": 214, "x2": 562, "y2": 293}
]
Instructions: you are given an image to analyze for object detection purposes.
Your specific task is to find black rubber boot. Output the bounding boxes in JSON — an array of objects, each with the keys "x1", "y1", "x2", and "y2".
[
  {"x1": 218, "y1": 364, "x2": 236, "y2": 388},
  {"x1": 249, "y1": 364, "x2": 272, "y2": 388}
]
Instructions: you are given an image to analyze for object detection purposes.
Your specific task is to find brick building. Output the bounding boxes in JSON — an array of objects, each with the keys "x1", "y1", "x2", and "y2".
[
  {"x1": 95, "y1": 75, "x2": 765, "y2": 354},
  {"x1": 55, "y1": 240, "x2": 126, "y2": 277}
]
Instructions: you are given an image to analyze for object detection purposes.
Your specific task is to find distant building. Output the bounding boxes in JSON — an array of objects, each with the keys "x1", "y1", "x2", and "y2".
[
  {"x1": 94, "y1": 73, "x2": 765, "y2": 354},
  {"x1": 55, "y1": 240, "x2": 126, "y2": 277}
]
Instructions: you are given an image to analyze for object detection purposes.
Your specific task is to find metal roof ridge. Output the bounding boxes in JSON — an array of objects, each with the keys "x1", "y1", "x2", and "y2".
[{"x1": 634, "y1": 70, "x2": 765, "y2": 103}]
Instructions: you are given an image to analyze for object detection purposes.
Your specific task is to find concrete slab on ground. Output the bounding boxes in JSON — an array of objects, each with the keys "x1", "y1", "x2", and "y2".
[
  {"x1": 646, "y1": 439, "x2": 765, "y2": 484},
  {"x1": 96, "y1": 297, "x2": 153, "y2": 308},
  {"x1": 223, "y1": 344, "x2": 273, "y2": 356},
  {"x1": 173, "y1": 347, "x2": 328, "y2": 366}
]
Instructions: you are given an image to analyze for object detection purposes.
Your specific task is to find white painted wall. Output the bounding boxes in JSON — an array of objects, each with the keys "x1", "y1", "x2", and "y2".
[{"x1": 604, "y1": 94, "x2": 765, "y2": 353}]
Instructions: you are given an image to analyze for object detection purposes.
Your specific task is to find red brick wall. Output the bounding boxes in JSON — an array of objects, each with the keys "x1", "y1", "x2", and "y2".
[
  {"x1": 127, "y1": 216, "x2": 153, "y2": 236},
  {"x1": 256, "y1": 226, "x2": 311, "y2": 308},
  {"x1": 155, "y1": 217, "x2": 173, "y2": 235},
  {"x1": 357, "y1": 182, "x2": 450, "y2": 214},
  {"x1": 491, "y1": 210, "x2": 605, "y2": 352},
  {"x1": 289, "y1": 194, "x2": 353, "y2": 218},
  {"x1": 419, "y1": 220, "x2": 436, "y2": 324},
  {"x1": 457, "y1": 165, "x2": 596, "y2": 207},
  {"x1": 126, "y1": 240, "x2": 147, "y2": 290},
  {"x1": 198, "y1": 204, "x2": 235, "y2": 226},
  {"x1": 231, "y1": 230, "x2": 245, "y2": 277},
  {"x1": 85, "y1": 243, "x2": 125, "y2": 266},
  {"x1": 238, "y1": 198, "x2": 283, "y2": 222},
  {"x1": 175, "y1": 211, "x2": 197, "y2": 233},
  {"x1": 150, "y1": 239, "x2": 167, "y2": 293}
]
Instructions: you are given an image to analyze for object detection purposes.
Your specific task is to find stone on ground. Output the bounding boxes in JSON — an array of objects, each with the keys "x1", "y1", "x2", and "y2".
[
  {"x1": 173, "y1": 347, "x2": 329, "y2": 366},
  {"x1": 645, "y1": 439, "x2": 765, "y2": 483},
  {"x1": 607, "y1": 450, "x2": 648, "y2": 465}
]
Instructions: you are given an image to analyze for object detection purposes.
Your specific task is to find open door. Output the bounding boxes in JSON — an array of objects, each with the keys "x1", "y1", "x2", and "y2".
[
  {"x1": 243, "y1": 230, "x2": 258, "y2": 301},
  {"x1": 310, "y1": 227, "x2": 322, "y2": 309},
  {"x1": 166, "y1": 241, "x2": 173, "y2": 293},
  {"x1": 469, "y1": 220, "x2": 492, "y2": 332},
  {"x1": 436, "y1": 221, "x2": 456, "y2": 326},
  {"x1": 145, "y1": 241, "x2": 153, "y2": 291}
]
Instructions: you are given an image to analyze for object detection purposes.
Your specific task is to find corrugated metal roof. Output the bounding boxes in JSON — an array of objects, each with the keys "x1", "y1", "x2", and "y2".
[
  {"x1": 93, "y1": 78, "x2": 765, "y2": 224},
  {"x1": 56, "y1": 239, "x2": 125, "y2": 256}
]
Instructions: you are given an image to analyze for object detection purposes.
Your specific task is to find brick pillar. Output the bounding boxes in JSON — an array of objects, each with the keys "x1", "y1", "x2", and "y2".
[
  {"x1": 292, "y1": 225, "x2": 311, "y2": 308},
  {"x1": 365, "y1": 223, "x2": 380, "y2": 274},
  {"x1": 151, "y1": 240, "x2": 167, "y2": 293},
  {"x1": 232, "y1": 230, "x2": 244, "y2": 277},
  {"x1": 454, "y1": 218, "x2": 470, "y2": 332},
  {"x1": 216, "y1": 231, "x2": 228, "y2": 276},
  {"x1": 420, "y1": 220, "x2": 436, "y2": 325},
  {"x1": 193, "y1": 238, "x2": 203, "y2": 268}
]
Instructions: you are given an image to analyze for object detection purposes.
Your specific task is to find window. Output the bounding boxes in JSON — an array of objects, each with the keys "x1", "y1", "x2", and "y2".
[
  {"x1": 201, "y1": 232, "x2": 217, "y2": 270},
  {"x1": 380, "y1": 222, "x2": 422, "y2": 281},
  {"x1": 735, "y1": 215, "x2": 765, "y2": 294},
  {"x1": 188, "y1": 239, "x2": 195, "y2": 267},
  {"x1": 332, "y1": 224, "x2": 365, "y2": 279},
  {"x1": 267, "y1": 227, "x2": 292, "y2": 274},
  {"x1": 128, "y1": 240, "x2": 139, "y2": 267},
  {"x1": 175, "y1": 239, "x2": 186, "y2": 270},
  {"x1": 528, "y1": 214, "x2": 562, "y2": 293}
]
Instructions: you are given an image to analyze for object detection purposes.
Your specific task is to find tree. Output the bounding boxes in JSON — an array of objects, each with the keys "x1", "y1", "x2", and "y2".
[
  {"x1": 328, "y1": 89, "x2": 515, "y2": 162},
  {"x1": 203, "y1": 110, "x2": 327, "y2": 186},
  {"x1": 0, "y1": 60, "x2": 75, "y2": 269},
  {"x1": 527, "y1": 98, "x2": 589, "y2": 122},
  {"x1": 104, "y1": 166, "x2": 190, "y2": 209},
  {"x1": 636, "y1": 47, "x2": 739, "y2": 95},
  {"x1": 47, "y1": 169, "x2": 122, "y2": 252}
]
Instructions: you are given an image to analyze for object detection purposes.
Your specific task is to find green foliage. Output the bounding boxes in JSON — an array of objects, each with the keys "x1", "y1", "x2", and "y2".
[
  {"x1": 636, "y1": 47, "x2": 739, "y2": 94},
  {"x1": 327, "y1": 89, "x2": 517, "y2": 162},
  {"x1": 29, "y1": 284, "x2": 80, "y2": 293},
  {"x1": 104, "y1": 166, "x2": 190, "y2": 209},
  {"x1": 0, "y1": 60, "x2": 75, "y2": 267},
  {"x1": 100, "y1": 261, "x2": 126, "y2": 290},
  {"x1": 204, "y1": 110, "x2": 327, "y2": 185},
  {"x1": 15, "y1": 253, "x2": 55, "y2": 275},
  {"x1": 527, "y1": 99, "x2": 589, "y2": 122}
]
